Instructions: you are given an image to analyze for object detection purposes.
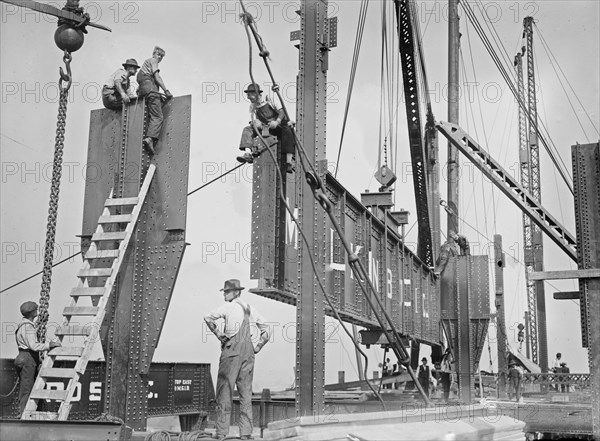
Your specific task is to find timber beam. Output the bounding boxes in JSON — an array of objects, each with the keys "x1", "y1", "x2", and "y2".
[{"x1": 529, "y1": 269, "x2": 600, "y2": 281}]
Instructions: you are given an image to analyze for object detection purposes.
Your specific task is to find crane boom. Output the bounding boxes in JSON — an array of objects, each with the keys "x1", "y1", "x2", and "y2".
[
  {"x1": 393, "y1": 0, "x2": 433, "y2": 267},
  {"x1": 436, "y1": 121, "x2": 577, "y2": 263}
]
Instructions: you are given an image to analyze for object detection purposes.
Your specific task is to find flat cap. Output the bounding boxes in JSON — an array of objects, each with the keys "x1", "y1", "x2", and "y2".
[{"x1": 20, "y1": 301, "x2": 38, "y2": 316}]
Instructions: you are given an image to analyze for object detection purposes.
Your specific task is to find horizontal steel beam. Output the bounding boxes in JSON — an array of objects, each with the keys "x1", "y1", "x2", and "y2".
[
  {"x1": 529, "y1": 269, "x2": 600, "y2": 281},
  {"x1": 553, "y1": 291, "x2": 580, "y2": 300},
  {"x1": 436, "y1": 121, "x2": 577, "y2": 262},
  {"x1": 0, "y1": 420, "x2": 123, "y2": 441}
]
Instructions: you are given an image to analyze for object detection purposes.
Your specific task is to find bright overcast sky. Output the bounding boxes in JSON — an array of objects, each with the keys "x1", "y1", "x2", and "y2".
[{"x1": 1, "y1": 1, "x2": 599, "y2": 390}]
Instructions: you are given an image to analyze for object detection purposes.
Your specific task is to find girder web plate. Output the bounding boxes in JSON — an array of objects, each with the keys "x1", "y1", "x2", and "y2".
[
  {"x1": 82, "y1": 96, "x2": 191, "y2": 429},
  {"x1": 250, "y1": 170, "x2": 440, "y2": 344}
]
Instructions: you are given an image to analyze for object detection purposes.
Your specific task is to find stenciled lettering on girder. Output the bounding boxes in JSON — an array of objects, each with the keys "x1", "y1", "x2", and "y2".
[
  {"x1": 386, "y1": 268, "x2": 393, "y2": 299},
  {"x1": 328, "y1": 229, "x2": 345, "y2": 271},
  {"x1": 403, "y1": 278, "x2": 412, "y2": 306},
  {"x1": 285, "y1": 200, "x2": 299, "y2": 249},
  {"x1": 326, "y1": 228, "x2": 363, "y2": 278},
  {"x1": 423, "y1": 290, "x2": 429, "y2": 318},
  {"x1": 368, "y1": 250, "x2": 379, "y2": 294}
]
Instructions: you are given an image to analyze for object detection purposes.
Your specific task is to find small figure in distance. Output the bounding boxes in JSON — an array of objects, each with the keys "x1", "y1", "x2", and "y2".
[{"x1": 102, "y1": 58, "x2": 140, "y2": 110}]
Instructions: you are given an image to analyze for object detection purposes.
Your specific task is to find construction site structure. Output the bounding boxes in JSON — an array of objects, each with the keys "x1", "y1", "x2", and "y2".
[{"x1": 522, "y1": 16, "x2": 548, "y2": 372}]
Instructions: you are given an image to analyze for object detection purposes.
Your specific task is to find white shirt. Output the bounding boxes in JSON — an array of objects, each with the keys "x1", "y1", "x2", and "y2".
[
  {"x1": 204, "y1": 298, "x2": 269, "y2": 339},
  {"x1": 15, "y1": 318, "x2": 49, "y2": 352},
  {"x1": 553, "y1": 358, "x2": 562, "y2": 370},
  {"x1": 104, "y1": 68, "x2": 137, "y2": 98}
]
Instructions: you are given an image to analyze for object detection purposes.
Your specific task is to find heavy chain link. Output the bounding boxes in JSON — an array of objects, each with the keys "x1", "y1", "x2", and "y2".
[{"x1": 37, "y1": 51, "x2": 72, "y2": 342}]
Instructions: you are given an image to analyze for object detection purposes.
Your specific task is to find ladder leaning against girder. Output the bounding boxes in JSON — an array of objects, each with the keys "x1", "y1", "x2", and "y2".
[{"x1": 21, "y1": 163, "x2": 156, "y2": 421}]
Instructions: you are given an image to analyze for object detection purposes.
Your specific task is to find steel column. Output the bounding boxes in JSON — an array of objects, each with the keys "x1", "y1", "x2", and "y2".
[
  {"x1": 446, "y1": 0, "x2": 460, "y2": 235},
  {"x1": 295, "y1": 0, "x2": 328, "y2": 418},
  {"x1": 572, "y1": 142, "x2": 600, "y2": 439},
  {"x1": 494, "y1": 235, "x2": 508, "y2": 398}
]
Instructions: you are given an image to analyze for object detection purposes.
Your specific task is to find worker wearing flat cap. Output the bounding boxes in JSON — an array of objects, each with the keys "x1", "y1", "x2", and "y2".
[
  {"x1": 204, "y1": 279, "x2": 269, "y2": 440},
  {"x1": 102, "y1": 58, "x2": 140, "y2": 110},
  {"x1": 14, "y1": 301, "x2": 61, "y2": 416}
]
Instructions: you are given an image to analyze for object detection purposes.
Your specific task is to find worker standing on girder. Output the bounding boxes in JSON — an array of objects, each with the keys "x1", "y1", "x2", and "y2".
[
  {"x1": 204, "y1": 279, "x2": 270, "y2": 440},
  {"x1": 137, "y1": 46, "x2": 173, "y2": 155},
  {"x1": 102, "y1": 58, "x2": 140, "y2": 110},
  {"x1": 14, "y1": 301, "x2": 61, "y2": 416},
  {"x1": 237, "y1": 83, "x2": 295, "y2": 173}
]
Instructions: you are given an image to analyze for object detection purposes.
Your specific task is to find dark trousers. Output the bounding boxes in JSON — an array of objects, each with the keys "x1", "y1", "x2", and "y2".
[
  {"x1": 239, "y1": 124, "x2": 295, "y2": 154},
  {"x1": 418, "y1": 378, "x2": 430, "y2": 397},
  {"x1": 15, "y1": 350, "x2": 39, "y2": 416},
  {"x1": 102, "y1": 86, "x2": 123, "y2": 110},
  {"x1": 508, "y1": 377, "x2": 521, "y2": 401},
  {"x1": 144, "y1": 92, "x2": 164, "y2": 140},
  {"x1": 441, "y1": 373, "x2": 451, "y2": 400}
]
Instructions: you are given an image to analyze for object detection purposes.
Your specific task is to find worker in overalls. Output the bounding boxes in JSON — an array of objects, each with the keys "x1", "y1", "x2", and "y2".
[
  {"x1": 14, "y1": 301, "x2": 61, "y2": 416},
  {"x1": 204, "y1": 279, "x2": 270, "y2": 440},
  {"x1": 137, "y1": 46, "x2": 172, "y2": 155}
]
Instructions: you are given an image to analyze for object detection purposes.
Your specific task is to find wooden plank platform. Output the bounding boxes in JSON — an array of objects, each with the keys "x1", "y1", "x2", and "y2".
[{"x1": 263, "y1": 403, "x2": 526, "y2": 440}]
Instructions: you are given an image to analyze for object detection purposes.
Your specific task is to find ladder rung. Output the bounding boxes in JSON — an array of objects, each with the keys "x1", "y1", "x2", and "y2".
[
  {"x1": 78, "y1": 268, "x2": 112, "y2": 278},
  {"x1": 85, "y1": 249, "x2": 120, "y2": 259},
  {"x1": 21, "y1": 411, "x2": 58, "y2": 420},
  {"x1": 55, "y1": 325, "x2": 92, "y2": 336},
  {"x1": 70, "y1": 287, "x2": 106, "y2": 297},
  {"x1": 39, "y1": 368, "x2": 76, "y2": 379},
  {"x1": 91, "y1": 232, "x2": 127, "y2": 241},
  {"x1": 104, "y1": 197, "x2": 139, "y2": 207},
  {"x1": 49, "y1": 346, "x2": 84, "y2": 357},
  {"x1": 29, "y1": 389, "x2": 68, "y2": 401},
  {"x1": 63, "y1": 306, "x2": 99, "y2": 316},
  {"x1": 98, "y1": 214, "x2": 133, "y2": 224}
]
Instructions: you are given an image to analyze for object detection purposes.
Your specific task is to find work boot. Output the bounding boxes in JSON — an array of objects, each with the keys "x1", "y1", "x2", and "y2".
[
  {"x1": 142, "y1": 137, "x2": 155, "y2": 156},
  {"x1": 236, "y1": 153, "x2": 254, "y2": 164}
]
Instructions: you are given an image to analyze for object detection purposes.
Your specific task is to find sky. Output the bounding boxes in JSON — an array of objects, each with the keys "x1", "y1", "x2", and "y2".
[{"x1": 1, "y1": 1, "x2": 599, "y2": 392}]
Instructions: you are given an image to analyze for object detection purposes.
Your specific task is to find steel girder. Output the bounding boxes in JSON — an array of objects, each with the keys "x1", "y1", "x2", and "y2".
[
  {"x1": 82, "y1": 96, "x2": 191, "y2": 429},
  {"x1": 440, "y1": 256, "x2": 490, "y2": 403}
]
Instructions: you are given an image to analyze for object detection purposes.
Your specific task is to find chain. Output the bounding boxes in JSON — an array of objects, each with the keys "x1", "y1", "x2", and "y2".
[
  {"x1": 383, "y1": 136, "x2": 388, "y2": 167},
  {"x1": 37, "y1": 51, "x2": 73, "y2": 342}
]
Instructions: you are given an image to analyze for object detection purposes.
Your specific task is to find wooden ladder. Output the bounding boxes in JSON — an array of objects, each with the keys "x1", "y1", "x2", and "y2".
[{"x1": 22, "y1": 164, "x2": 156, "y2": 421}]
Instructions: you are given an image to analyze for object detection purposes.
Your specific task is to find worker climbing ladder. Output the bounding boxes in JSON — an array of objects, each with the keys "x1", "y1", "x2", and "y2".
[{"x1": 21, "y1": 164, "x2": 156, "y2": 421}]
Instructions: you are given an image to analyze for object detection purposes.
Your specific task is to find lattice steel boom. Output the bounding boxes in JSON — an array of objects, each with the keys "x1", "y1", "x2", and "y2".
[{"x1": 436, "y1": 121, "x2": 577, "y2": 263}]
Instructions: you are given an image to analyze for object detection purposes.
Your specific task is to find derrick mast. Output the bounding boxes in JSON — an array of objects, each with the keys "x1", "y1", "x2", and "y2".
[
  {"x1": 515, "y1": 50, "x2": 535, "y2": 360},
  {"x1": 523, "y1": 16, "x2": 548, "y2": 372}
]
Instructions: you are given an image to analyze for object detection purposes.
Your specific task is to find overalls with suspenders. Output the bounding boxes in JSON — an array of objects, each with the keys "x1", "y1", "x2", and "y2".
[{"x1": 215, "y1": 299, "x2": 255, "y2": 438}]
